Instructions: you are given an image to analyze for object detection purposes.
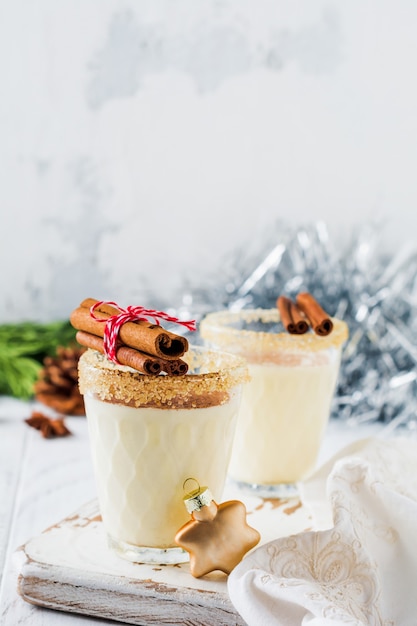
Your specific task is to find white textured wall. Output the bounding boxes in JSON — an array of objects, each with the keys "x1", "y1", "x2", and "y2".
[{"x1": 1, "y1": 1, "x2": 417, "y2": 322}]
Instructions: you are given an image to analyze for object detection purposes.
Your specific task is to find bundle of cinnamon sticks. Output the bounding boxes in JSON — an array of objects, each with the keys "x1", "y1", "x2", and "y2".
[
  {"x1": 70, "y1": 299, "x2": 190, "y2": 376},
  {"x1": 277, "y1": 292, "x2": 333, "y2": 336}
]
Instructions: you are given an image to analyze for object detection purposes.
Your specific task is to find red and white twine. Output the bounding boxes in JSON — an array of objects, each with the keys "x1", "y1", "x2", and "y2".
[{"x1": 90, "y1": 300, "x2": 196, "y2": 363}]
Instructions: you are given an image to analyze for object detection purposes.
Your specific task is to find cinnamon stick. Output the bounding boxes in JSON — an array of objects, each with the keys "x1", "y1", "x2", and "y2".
[
  {"x1": 81, "y1": 299, "x2": 127, "y2": 318},
  {"x1": 161, "y1": 358, "x2": 189, "y2": 376},
  {"x1": 276, "y1": 296, "x2": 309, "y2": 335},
  {"x1": 76, "y1": 331, "x2": 189, "y2": 376},
  {"x1": 70, "y1": 298, "x2": 188, "y2": 359},
  {"x1": 75, "y1": 331, "x2": 162, "y2": 375},
  {"x1": 295, "y1": 292, "x2": 333, "y2": 336}
]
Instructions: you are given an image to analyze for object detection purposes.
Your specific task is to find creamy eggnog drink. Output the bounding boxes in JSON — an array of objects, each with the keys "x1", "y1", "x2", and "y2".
[
  {"x1": 200, "y1": 309, "x2": 348, "y2": 497},
  {"x1": 78, "y1": 346, "x2": 247, "y2": 564}
]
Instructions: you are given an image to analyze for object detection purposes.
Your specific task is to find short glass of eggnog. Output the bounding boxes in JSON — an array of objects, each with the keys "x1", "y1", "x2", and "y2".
[
  {"x1": 200, "y1": 309, "x2": 348, "y2": 498},
  {"x1": 78, "y1": 346, "x2": 248, "y2": 564}
]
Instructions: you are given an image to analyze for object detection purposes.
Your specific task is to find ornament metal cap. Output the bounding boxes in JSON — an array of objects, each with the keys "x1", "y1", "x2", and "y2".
[{"x1": 182, "y1": 478, "x2": 213, "y2": 513}]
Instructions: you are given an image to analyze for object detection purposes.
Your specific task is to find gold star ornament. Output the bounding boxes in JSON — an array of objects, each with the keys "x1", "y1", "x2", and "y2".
[{"x1": 174, "y1": 483, "x2": 260, "y2": 578}]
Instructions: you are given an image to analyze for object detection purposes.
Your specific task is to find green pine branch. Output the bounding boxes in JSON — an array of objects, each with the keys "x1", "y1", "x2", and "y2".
[{"x1": 0, "y1": 321, "x2": 77, "y2": 399}]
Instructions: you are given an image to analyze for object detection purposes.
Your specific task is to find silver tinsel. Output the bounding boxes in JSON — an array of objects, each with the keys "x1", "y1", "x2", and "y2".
[{"x1": 169, "y1": 221, "x2": 417, "y2": 428}]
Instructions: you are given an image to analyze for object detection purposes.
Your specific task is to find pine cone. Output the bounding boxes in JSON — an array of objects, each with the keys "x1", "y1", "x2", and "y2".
[{"x1": 34, "y1": 346, "x2": 86, "y2": 415}]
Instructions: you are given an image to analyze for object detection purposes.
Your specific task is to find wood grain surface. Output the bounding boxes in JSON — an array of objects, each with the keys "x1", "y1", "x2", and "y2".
[{"x1": 16, "y1": 494, "x2": 312, "y2": 625}]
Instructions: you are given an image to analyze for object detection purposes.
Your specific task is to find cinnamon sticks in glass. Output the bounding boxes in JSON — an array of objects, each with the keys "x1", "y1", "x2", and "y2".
[
  {"x1": 70, "y1": 299, "x2": 189, "y2": 376},
  {"x1": 276, "y1": 296, "x2": 309, "y2": 335},
  {"x1": 277, "y1": 292, "x2": 333, "y2": 336},
  {"x1": 296, "y1": 292, "x2": 333, "y2": 336}
]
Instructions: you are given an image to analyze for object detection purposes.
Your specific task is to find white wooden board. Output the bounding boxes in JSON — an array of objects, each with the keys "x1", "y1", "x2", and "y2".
[{"x1": 16, "y1": 491, "x2": 315, "y2": 626}]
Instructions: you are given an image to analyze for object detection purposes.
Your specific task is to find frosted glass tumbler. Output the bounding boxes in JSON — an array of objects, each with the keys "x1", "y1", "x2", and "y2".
[
  {"x1": 200, "y1": 309, "x2": 348, "y2": 497},
  {"x1": 78, "y1": 346, "x2": 248, "y2": 564}
]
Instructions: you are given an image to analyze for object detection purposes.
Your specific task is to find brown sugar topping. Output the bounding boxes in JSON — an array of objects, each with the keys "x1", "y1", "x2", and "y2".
[
  {"x1": 78, "y1": 347, "x2": 248, "y2": 409},
  {"x1": 200, "y1": 309, "x2": 349, "y2": 365}
]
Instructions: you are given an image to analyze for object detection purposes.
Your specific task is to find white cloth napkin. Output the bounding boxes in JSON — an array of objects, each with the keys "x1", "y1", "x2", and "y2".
[{"x1": 228, "y1": 437, "x2": 417, "y2": 625}]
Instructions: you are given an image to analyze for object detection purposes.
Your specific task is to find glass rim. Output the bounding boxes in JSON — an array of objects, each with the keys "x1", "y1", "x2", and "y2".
[
  {"x1": 78, "y1": 345, "x2": 249, "y2": 408},
  {"x1": 200, "y1": 308, "x2": 349, "y2": 352}
]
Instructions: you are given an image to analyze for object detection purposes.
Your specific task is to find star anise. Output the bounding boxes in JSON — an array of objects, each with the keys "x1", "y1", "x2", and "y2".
[{"x1": 25, "y1": 410, "x2": 72, "y2": 439}]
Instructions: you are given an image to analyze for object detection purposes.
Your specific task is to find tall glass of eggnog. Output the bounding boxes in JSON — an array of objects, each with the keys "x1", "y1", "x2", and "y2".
[
  {"x1": 78, "y1": 346, "x2": 248, "y2": 564},
  {"x1": 200, "y1": 309, "x2": 348, "y2": 498}
]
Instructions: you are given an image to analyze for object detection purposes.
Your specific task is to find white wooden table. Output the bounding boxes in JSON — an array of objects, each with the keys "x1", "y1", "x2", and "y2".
[{"x1": 0, "y1": 396, "x2": 385, "y2": 626}]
